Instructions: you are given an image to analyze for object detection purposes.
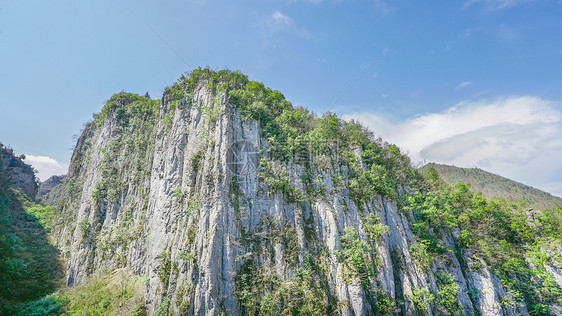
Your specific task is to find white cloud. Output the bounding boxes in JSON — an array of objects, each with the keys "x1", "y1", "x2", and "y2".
[
  {"x1": 271, "y1": 11, "x2": 294, "y2": 30},
  {"x1": 455, "y1": 81, "x2": 472, "y2": 90},
  {"x1": 262, "y1": 11, "x2": 316, "y2": 40},
  {"x1": 343, "y1": 96, "x2": 562, "y2": 196},
  {"x1": 24, "y1": 155, "x2": 68, "y2": 181}
]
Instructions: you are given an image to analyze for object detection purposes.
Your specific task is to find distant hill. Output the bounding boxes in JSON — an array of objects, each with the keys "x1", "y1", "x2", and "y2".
[
  {"x1": 37, "y1": 175, "x2": 66, "y2": 206},
  {"x1": 421, "y1": 163, "x2": 562, "y2": 211}
]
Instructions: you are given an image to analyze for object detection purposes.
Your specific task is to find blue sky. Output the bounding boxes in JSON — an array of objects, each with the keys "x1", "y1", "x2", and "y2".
[{"x1": 1, "y1": 0, "x2": 562, "y2": 197}]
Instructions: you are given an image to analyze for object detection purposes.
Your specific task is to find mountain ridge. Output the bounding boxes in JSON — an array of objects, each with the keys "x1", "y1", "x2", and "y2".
[
  {"x1": 3, "y1": 68, "x2": 562, "y2": 315},
  {"x1": 422, "y1": 162, "x2": 562, "y2": 210}
]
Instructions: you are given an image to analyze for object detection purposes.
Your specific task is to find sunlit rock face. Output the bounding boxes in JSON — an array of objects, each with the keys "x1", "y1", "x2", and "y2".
[
  {"x1": 51, "y1": 70, "x2": 560, "y2": 315},
  {"x1": 1, "y1": 145, "x2": 38, "y2": 199}
]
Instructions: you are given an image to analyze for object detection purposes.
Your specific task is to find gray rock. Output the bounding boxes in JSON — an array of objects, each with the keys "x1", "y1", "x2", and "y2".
[
  {"x1": 50, "y1": 80, "x2": 557, "y2": 315},
  {"x1": 1, "y1": 145, "x2": 38, "y2": 199}
]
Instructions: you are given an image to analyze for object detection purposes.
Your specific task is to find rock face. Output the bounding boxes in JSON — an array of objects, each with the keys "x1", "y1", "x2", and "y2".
[
  {"x1": 1, "y1": 145, "x2": 38, "y2": 199},
  {"x1": 51, "y1": 70, "x2": 561, "y2": 315},
  {"x1": 37, "y1": 175, "x2": 66, "y2": 205}
]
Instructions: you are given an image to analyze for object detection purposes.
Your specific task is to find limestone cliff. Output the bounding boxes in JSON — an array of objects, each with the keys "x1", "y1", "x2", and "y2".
[
  {"x1": 51, "y1": 69, "x2": 562, "y2": 315},
  {"x1": 0, "y1": 145, "x2": 38, "y2": 199}
]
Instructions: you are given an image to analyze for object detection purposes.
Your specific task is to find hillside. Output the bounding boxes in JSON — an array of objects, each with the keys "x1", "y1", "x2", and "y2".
[
  {"x1": 37, "y1": 175, "x2": 66, "y2": 206},
  {"x1": 3, "y1": 68, "x2": 562, "y2": 315},
  {"x1": 422, "y1": 163, "x2": 562, "y2": 211},
  {"x1": 0, "y1": 144, "x2": 63, "y2": 308}
]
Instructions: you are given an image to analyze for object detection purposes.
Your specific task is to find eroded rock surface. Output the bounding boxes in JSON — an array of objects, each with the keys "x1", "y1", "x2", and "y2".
[
  {"x1": 1, "y1": 145, "x2": 38, "y2": 199},
  {"x1": 50, "y1": 71, "x2": 562, "y2": 315}
]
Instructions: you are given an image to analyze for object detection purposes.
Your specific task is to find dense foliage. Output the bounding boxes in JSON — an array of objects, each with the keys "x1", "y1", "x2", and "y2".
[
  {"x1": 3, "y1": 69, "x2": 562, "y2": 315},
  {"x1": 166, "y1": 69, "x2": 424, "y2": 313},
  {"x1": 3, "y1": 269, "x2": 145, "y2": 316},
  {"x1": 168, "y1": 68, "x2": 562, "y2": 314},
  {"x1": 0, "y1": 147, "x2": 63, "y2": 310},
  {"x1": 406, "y1": 167, "x2": 562, "y2": 315},
  {"x1": 425, "y1": 163, "x2": 562, "y2": 211}
]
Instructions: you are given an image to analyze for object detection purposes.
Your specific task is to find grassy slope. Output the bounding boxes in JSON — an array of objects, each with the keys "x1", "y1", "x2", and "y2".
[
  {"x1": 422, "y1": 163, "x2": 562, "y2": 211},
  {"x1": 0, "y1": 149, "x2": 146, "y2": 316},
  {"x1": 2, "y1": 269, "x2": 146, "y2": 316},
  {"x1": 0, "y1": 150, "x2": 63, "y2": 308}
]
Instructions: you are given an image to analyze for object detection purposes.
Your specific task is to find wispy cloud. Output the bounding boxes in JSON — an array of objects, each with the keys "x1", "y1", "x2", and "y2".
[
  {"x1": 446, "y1": 24, "x2": 519, "y2": 52},
  {"x1": 262, "y1": 11, "x2": 316, "y2": 40},
  {"x1": 463, "y1": 0, "x2": 531, "y2": 11},
  {"x1": 343, "y1": 96, "x2": 562, "y2": 196},
  {"x1": 24, "y1": 155, "x2": 68, "y2": 181},
  {"x1": 455, "y1": 81, "x2": 473, "y2": 90},
  {"x1": 270, "y1": 11, "x2": 294, "y2": 31}
]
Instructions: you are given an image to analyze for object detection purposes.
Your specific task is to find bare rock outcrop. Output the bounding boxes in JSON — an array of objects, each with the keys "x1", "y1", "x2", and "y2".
[
  {"x1": 1, "y1": 145, "x2": 38, "y2": 199},
  {"x1": 50, "y1": 70, "x2": 562, "y2": 315}
]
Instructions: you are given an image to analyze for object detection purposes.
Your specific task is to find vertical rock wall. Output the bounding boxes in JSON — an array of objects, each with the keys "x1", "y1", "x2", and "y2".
[{"x1": 51, "y1": 76, "x2": 559, "y2": 315}]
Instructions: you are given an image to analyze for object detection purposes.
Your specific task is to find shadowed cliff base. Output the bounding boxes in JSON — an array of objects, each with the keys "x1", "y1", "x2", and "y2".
[{"x1": 0, "y1": 145, "x2": 64, "y2": 313}]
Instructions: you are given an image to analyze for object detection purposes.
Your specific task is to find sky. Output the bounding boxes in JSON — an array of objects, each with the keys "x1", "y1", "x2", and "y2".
[{"x1": 1, "y1": 0, "x2": 561, "y2": 197}]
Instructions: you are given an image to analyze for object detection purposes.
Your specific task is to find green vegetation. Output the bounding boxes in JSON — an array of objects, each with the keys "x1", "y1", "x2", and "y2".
[
  {"x1": 335, "y1": 226, "x2": 374, "y2": 285},
  {"x1": 235, "y1": 254, "x2": 333, "y2": 315},
  {"x1": 436, "y1": 272, "x2": 460, "y2": 314},
  {"x1": 26, "y1": 205, "x2": 56, "y2": 232},
  {"x1": 244, "y1": 87, "x2": 413, "y2": 203},
  {"x1": 156, "y1": 249, "x2": 174, "y2": 290},
  {"x1": 168, "y1": 68, "x2": 419, "y2": 205},
  {"x1": 0, "y1": 150, "x2": 63, "y2": 309},
  {"x1": 4, "y1": 269, "x2": 146, "y2": 316},
  {"x1": 376, "y1": 289, "x2": 397, "y2": 315},
  {"x1": 154, "y1": 297, "x2": 171, "y2": 316},
  {"x1": 406, "y1": 166, "x2": 562, "y2": 315},
  {"x1": 93, "y1": 92, "x2": 160, "y2": 205},
  {"x1": 362, "y1": 213, "x2": 390, "y2": 242},
  {"x1": 408, "y1": 287, "x2": 435, "y2": 313},
  {"x1": 259, "y1": 159, "x2": 305, "y2": 203},
  {"x1": 177, "y1": 69, "x2": 561, "y2": 313},
  {"x1": 55, "y1": 269, "x2": 145, "y2": 315},
  {"x1": 233, "y1": 213, "x2": 336, "y2": 315},
  {"x1": 423, "y1": 163, "x2": 562, "y2": 211},
  {"x1": 5, "y1": 69, "x2": 562, "y2": 314}
]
